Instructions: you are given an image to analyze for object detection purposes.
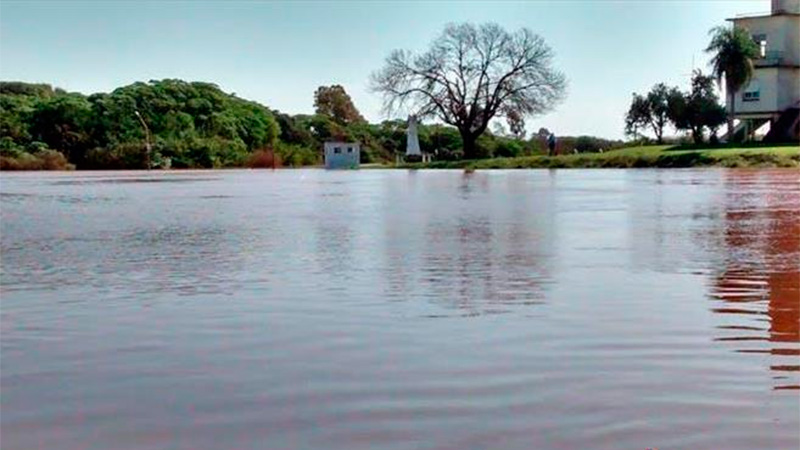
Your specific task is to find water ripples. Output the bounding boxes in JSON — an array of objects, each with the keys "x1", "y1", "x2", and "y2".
[{"x1": 1, "y1": 169, "x2": 798, "y2": 450}]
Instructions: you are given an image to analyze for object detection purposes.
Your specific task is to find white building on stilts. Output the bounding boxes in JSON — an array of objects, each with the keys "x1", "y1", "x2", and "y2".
[{"x1": 727, "y1": 0, "x2": 800, "y2": 141}]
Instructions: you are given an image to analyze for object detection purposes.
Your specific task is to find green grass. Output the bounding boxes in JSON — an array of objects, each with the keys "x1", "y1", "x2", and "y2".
[{"x1": 398, "y1": 145, "x2": 800, "y2": 170}]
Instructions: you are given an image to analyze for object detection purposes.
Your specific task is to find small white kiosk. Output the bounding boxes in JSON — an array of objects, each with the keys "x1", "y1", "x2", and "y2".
[{"x1": 324, "y1": 142, "x2": 360, "y2": 169}]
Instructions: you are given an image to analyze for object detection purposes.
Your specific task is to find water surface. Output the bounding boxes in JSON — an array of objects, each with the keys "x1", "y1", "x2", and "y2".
[{"x1": 1, "y1": 169, "x2": 798, "y2": 449}]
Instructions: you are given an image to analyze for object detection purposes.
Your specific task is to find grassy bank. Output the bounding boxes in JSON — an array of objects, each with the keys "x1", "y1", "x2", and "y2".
[{"x1": 401, "y1": 145, "x2": 800, "y2": 169}]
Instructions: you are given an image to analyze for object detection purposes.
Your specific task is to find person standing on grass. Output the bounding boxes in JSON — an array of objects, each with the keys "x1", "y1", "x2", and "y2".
[{"x1": 548, "y1": 133, "x2": 557, "y2": 156}]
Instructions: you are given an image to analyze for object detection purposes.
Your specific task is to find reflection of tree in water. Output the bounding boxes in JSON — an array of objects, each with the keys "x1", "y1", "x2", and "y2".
[
  {"x1": 121, "y1": 225, "x2": 251, "y2": 297},
  {"x1": 387, "y1": 174, "x2": 547, "y2": 316},
  {"x1": 314, "y1": 222, "x2": 354, "y2": 280},
  {"x1": 313, "y1": 183, "x2": 357, "y2": 296},
  {"x1": 423, "y1": 216, "x2": 497, "y2": 316},
  {"x1": 457, "y1": 172, "x2": 490, "y2": 199},
  {"x1": 424, "y1": 218, "x2": 550, "y2": 316},
  {"x1": 710, "y1": 171, "x2": 800, "y2": 390}
]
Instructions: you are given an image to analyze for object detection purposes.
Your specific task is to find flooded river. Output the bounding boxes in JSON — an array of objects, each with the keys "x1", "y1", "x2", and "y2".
[{"x1": 1, "y1": 169, "x2": 798, "y2": 449}]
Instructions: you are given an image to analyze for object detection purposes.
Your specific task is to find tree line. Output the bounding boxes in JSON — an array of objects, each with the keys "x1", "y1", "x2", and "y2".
[
  {"x1": 625, "y1": 25, "x2": 762, "y2": 144},
  {"x1": 1, "y1": 80, "x2": 282, "y2": 170},
  {"x1": 1, "y1": 21, "x2": 776, "y2": 170},
  {"x1": 0, "y1": 79, "x2": 621, "y2": 170},
  {"x1": 625, "y1": 71, "x2": 727, "y2": 145},
  {"x1": 2, "y1": 22, "x2": 592, "y2": 170}
]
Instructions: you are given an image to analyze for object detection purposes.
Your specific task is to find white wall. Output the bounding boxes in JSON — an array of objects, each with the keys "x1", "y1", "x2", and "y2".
[
  {"x1": 734, "y1": 68, "x2": 779, "y2": 115},
  {"x1": 730, "y1": 12, "x2": 800, "y2": 115},
  {"x1": 777, "y1": 15, "x2": 800, "y2": 66},
  {"x1": 777, "y1": 68, "x2": 800, "y2": 109},
  {"x1": 323, "y1": 142, "x2": 360, "y2": 169},
  {"x1": 735, "y1": 15, "x2": 800, "y2": 65}
]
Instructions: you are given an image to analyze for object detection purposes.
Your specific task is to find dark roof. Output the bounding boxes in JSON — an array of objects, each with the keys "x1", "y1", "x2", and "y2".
[{"x1": 728, "y1": 12, "x2": 800, "y2": 21}]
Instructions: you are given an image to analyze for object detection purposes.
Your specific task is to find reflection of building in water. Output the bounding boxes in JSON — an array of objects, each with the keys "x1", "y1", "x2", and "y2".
[
  {"x1": 710, "y1": 170, "x2": 800, "y2": 389},
  {"x1": 313, "y1": 181, "x2": 357, "y2": 281}
]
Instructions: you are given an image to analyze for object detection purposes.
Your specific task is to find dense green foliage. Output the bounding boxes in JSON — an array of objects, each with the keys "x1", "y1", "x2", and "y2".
[
  {"x1": 313, "y1": 85, "x2": 365, "y2": 125},
  {"x1": 1, "y1": 80, "x2": 281, "y2": 169},
  {"x1": 2, "y1": 80, "x2": 623, "y2": 170},
  {"x1": 625, "y1": 83, "x2": 673, "y2": 143},
  {"x1": 667, "y1": 71, "x2": 727, "y2": 144},
  {"x1": 625, "y1": 71, "x2": 726, "y2": 145}
]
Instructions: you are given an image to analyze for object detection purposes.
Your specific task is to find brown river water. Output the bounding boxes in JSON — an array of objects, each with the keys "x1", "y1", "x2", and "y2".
[{"x1": 1, "y1": 169, "x2": 798, "y2": 449}]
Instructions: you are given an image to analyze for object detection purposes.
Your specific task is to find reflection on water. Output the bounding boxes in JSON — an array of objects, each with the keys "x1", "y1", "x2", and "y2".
[
  {"x1": 49, "y1": 175, "x2": 221, "y2": 185},
  {"x1": 380, "y1": 172, "x2": 552, "y2": 317},
  {"x1": 710, "y1": 170, "x2": 800, "y2": 390},
  {"x1": 1, "y1": 169, "x2": 799, "y2": 450}
]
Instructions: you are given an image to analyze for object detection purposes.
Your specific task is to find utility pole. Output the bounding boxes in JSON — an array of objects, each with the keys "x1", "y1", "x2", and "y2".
[{"x1": 135, "y1": 110, "x2": 152, "y2": 170}]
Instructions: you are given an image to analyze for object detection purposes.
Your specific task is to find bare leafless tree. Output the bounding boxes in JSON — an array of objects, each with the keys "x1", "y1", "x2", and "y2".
[{"x1": 371, "y1": 23, "x2": 566, "y2": 159}]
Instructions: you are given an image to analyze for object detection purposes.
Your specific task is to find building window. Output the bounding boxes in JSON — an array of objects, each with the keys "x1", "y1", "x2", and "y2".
[
  {"x1": 743, "y1": 79, "x2": 760, "y2": 102},
  {"x1": 752, "y1": 34, "x2": 767, "y2": 58},
  {"x1": 347, "y1": 147, "x2": 353, "y2": 153},
  {"x1": 743, "y1": 91, "x2": 760, "y2": 102},
  {"x1": 334, "y1": 147, "x2": 341, "y2": 154}
]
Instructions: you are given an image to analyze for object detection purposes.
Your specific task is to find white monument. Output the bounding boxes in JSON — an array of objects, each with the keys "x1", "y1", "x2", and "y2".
[{"x1": 406, "y1": 115, "x2": 421, "y2": 157}]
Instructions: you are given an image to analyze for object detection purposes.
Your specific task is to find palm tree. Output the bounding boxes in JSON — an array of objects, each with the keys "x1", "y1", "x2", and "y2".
[{"x1": 706, "y1": 25, "x2": 761, "y2": 142}]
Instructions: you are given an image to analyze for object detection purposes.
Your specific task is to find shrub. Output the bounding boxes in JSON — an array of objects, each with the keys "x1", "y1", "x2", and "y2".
[
  {"x1": 274, "y1": 143, "x2": 318, "y2": 167},
  {"x1": 494, "y1": 139, "x2": 524, "y2": 158},
  {"x1": 0, "y1": 137, "x2": 25, "y2": 157},
  {"x1": 247, "y1": 150, "x2": 280, "y2": 168},
  {"x1": 474, "y1": 135, "x2": 496, "y2": 159},
  {"x1": 185, "y1": 138, "x2": 217, "y2": 168},
  {"x1": 360, "y1": 147, "x2": 374, "y2": 164},
  {"x1": 0, "y1": 149, "x2": 72, "y2": 170},
  {"x1": 26, "y1": 141, "x2": 49, "y2": 153},
  {"x1": 1, "y1": 153, "x2": 38, "y2": 170},
  {"x1": 214, "y1": 138, "x2": 248, "y2": 167},
  {"x1": 38, "y1": 149, "x2": 72, "y2": 170},
  {"x1": 83, "y1": 143, "x2": 149, "y2": 170}
]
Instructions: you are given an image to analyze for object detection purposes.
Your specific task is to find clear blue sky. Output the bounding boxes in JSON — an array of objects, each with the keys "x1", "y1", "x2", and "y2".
[{"x1": 0, "y1": 0, "x2": 767, "y2": 139}]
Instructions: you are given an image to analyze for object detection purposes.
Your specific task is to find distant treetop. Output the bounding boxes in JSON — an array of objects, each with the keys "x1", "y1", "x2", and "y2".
[{"x1": 313, "y1": 85, "x2": 365, "y2": 125}]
